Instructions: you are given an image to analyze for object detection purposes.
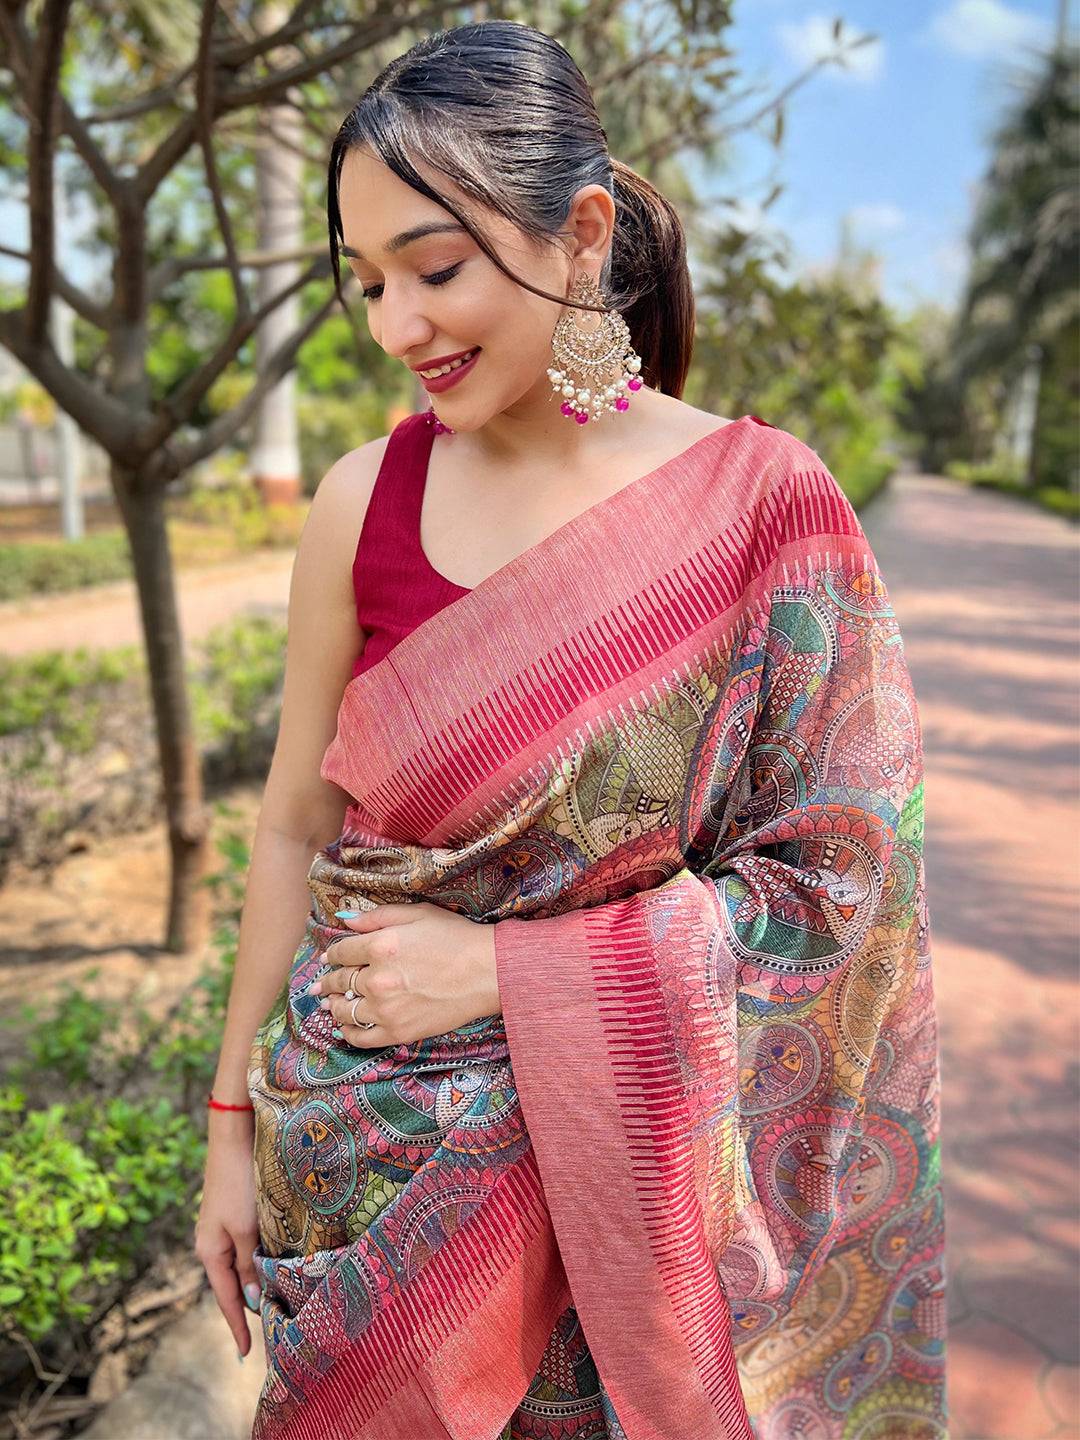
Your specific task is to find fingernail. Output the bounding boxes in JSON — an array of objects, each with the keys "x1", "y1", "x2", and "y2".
[
  {"x1": 237, "y1": 1350, "x2": 246, "y2": 1363},
  {"x1": 334, "y1": 909, "x2": 361, "y2": 919},
  {"x1": 332, "y1": 1026, "x2": 343, "y2": 1039},
  {"x1": 244, "y1": 1283, "x2": 261, "y2": 1312},
  {"x1": 309, "y1": 981, "x2": 322, "y2": 995},
  {"x1": 319, "y1": 998, "x2": 330, "y2": 1010}
]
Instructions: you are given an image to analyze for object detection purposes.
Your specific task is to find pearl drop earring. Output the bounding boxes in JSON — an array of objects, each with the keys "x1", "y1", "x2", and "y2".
[{"x1": 546, "y1": 271, "x2": 643, "y2": 425}]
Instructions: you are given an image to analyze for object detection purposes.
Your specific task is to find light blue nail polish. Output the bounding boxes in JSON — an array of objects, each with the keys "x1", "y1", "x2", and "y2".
[
  {"x1": 335, "y1": 909, "x2": 361, "y2": 919},
  {"x1": 237, "y1": 1350, "x2": 246, "y2": 1363},
  {"x1": 332, "y1": 1026, "x2": 343, "y2": 1039},
  {"x1": 244, "y1": 1283, "x2": 261, "y2": 1312}
]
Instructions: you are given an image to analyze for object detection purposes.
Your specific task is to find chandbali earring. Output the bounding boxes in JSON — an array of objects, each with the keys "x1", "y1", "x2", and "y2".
[{"x1": 547, "y1": 271, "x2": 643, "y2": 425}]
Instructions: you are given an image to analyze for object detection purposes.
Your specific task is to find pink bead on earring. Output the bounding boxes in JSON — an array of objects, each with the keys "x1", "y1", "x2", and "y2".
[{"x1": 425, "y1": 406, "x2": 455, "y2": 435}]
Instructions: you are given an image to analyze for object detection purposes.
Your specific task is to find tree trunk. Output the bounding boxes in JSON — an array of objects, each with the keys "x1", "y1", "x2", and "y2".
[{"x1": 111, "y1": 463, "x2": 211, "y2": 953}]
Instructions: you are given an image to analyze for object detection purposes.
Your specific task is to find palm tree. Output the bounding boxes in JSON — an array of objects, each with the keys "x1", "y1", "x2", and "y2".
[{"x1": 948, "y1": 36, "x2": 1079, "y2": 484}]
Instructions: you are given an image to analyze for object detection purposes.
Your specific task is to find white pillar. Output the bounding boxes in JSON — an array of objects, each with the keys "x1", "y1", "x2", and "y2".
[
  {"x1": 51, "y1": 165, "x2": 85, "y2": 539},
  {"x1": 250, "y1": 2, "x2": 303, "y2": 505}
]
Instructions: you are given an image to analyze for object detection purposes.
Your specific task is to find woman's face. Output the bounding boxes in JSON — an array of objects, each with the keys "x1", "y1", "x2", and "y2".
[{"x1": 335, "y1": 145, "x2": 610, "y2": 433}]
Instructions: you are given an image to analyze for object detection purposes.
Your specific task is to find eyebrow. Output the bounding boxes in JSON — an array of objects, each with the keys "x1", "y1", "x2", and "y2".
[{"x1": 339, "y1": 222, "x2": 467, "y2": 261}]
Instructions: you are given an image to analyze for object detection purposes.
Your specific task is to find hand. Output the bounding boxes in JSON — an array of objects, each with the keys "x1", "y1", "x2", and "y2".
[
  {"x1": 194, "y1": 1114, "x2": 261, "y2": 1359},
  {"x1": 310, "y1": 902, "x2": 501, "y2": 1049}
]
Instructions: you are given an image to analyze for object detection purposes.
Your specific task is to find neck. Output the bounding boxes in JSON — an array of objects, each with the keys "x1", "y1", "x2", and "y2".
[{"x1": 457, "y1": 381, "x2": 669, "y2": 472}]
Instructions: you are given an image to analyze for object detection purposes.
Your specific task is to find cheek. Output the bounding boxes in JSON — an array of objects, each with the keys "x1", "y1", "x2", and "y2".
[{"x1": 470, "y1": 285, "x2": 558, "y2": 363}]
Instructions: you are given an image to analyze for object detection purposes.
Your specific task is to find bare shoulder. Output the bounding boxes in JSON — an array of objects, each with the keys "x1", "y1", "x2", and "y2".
[
  {"x1": 262, "y1": 432, "x2": 398, "y2": 846},
  {"x1": 294, "y1": 434, "x2": 392, "y2": 580},
  {"x1": 311, "y1": 433, "x2": 392, "y2": 527},
  {"x1": 641, "y1": 394, "x2": 736, "y2": 446}
]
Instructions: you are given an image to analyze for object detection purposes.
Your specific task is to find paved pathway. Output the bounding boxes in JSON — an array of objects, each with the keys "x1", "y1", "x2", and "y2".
[
  {"x1": 13, "y1": 473, "x2": 1080, "y2": 1438},
  {"x1": 0, "y1": 549, "x2": 294, "y2": 656},
  {"x1": 866, "y1": 472, "x2": 1079, "y2": 1439}
]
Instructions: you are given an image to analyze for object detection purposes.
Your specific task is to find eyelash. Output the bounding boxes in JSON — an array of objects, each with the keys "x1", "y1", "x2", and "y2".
[{"x1": 360, "y1": 264, "x2": 463, "y2": 303}]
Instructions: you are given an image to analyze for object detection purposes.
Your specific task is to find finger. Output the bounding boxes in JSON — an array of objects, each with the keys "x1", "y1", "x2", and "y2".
[
  {"x1": 336, "y1": 1020, "x2": 389, "y2": 1049},
  {"x1": 202, "y1": 1249, "x2": 254, "y2": 1355},
  {"x1": 323, "y1": 993, "x2": 374, "y2": 1030},
  {"x1": 312, "y1": 958, "x2": 368, "y2": 997},
  {"x1": 234, "y1": 1232, "x2": 263, "y2": 1320},
  {"x1": 333, "y1": 902, "x2": 420, "y2": 930}
]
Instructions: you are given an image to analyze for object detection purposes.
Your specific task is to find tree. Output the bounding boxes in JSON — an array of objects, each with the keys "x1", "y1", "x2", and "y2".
[
  {"x1": 947, "y1": 38, "x2": 1079, "y2": 483},
  {"x1": 0, "y1": 0, "x2": 861, "y2": 950}
]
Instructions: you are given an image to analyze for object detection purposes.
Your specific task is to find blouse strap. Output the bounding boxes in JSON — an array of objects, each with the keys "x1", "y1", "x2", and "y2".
[
  {"x1": 392, "y1": 410, "x2": 440, "y2": 533},
  {"x1": 351, "y1": 411, "x2": 436, "y2": 576}
]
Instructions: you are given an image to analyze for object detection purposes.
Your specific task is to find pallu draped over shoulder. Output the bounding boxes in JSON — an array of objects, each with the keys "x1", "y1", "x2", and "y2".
[{"x1": 247, "y1": 414, "x2": 948, "y2": 1440}]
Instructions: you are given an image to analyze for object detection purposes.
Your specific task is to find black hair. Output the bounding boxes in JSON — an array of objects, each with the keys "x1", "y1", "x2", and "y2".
[{"x1": 327, "y1": 19, "x2": 695, "y2": 396}]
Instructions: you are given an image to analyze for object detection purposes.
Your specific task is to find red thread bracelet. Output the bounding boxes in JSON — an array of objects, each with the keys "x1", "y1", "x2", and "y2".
[{"x1": 207, "y1": 1093, "x2": 255, "y2": 1112}]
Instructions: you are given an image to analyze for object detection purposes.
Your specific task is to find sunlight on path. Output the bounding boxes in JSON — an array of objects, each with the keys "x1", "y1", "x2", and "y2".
[{"x1": 864, "y1": 471, "x2": 1079, "y2": 1440}]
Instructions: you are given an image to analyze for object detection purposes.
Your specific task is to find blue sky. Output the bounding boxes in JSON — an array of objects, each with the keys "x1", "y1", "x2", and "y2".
[{"x1": 701, "y1": 0, "x2": 1070, "y2": 316}]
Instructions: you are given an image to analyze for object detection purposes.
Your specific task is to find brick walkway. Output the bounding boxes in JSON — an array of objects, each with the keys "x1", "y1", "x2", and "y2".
[{"x1": 865, "y1": 472, "x2": 1079, "y2": 1439}]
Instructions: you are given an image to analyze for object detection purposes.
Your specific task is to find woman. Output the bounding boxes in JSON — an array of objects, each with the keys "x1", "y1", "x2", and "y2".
[{"x1": 196, "y1": 20, "x2": 948, "y2": 1440}]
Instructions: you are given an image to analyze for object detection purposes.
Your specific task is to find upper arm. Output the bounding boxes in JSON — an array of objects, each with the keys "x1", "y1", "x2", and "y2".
[{"x1": 257, "y1": 435, "x2": 391, "y2": 848}]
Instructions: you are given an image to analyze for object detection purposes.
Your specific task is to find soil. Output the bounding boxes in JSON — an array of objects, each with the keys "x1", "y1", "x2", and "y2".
[{"x1": 0, "y1": 780, "x2": 266, "y2": 1073}]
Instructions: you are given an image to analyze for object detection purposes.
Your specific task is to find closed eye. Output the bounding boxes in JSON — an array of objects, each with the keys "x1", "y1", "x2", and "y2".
[{"x1": 361, "y1": 263, "x2": 463, "y2": 303}]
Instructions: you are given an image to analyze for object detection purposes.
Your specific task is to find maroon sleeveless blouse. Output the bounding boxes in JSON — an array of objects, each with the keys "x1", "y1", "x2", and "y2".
[
  {"x1": 350, "y1": 411, "x2": 471, "y2": 679},
  {"x1": 350, "y1": 409, "x2": 774, "y2": 679}
]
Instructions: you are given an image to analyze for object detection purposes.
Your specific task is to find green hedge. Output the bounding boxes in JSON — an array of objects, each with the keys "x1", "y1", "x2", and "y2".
[
  {"x1": 945, "y1": 458, "x2": 1080, "y2": 520},
  {"x1": 0, "y1": 615, "x2": 287, "y2": 879},
  {"x1": 0, "y1": 484, "x2": 306, "y2": 604},
  {"x1": 0, "y1": 532, "x2": 133, "y2": 601}
]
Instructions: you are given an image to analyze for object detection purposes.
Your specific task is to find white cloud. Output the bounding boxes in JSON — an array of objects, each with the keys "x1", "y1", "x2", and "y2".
[
  {"x1": 776, "y1": 15, "x2": 884, "y2": 83},
  {"x1": 923, "y1": 0, "x2": 1053, "y2": 60},
  {"x1": 932, "y1": 237, "x2": 972, "y2": 283},
  {"x1": 715, "y1": 196, "x2": 773, "y2": 234},
  {"x1": 848, "y1": 202, "x2": 907, "y2": 234}
]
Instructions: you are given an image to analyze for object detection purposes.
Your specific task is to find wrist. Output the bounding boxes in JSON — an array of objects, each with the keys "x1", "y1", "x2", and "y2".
[
  {"x1": 207, "y1": 1109, "x2": 255, "y2": 1140},
  {"x1": 208, "y1": 1084, "x2": 255, "y2": 1113},
  {"x1": 479, "y1": 922, "x2": 502, "y2": 1014}
]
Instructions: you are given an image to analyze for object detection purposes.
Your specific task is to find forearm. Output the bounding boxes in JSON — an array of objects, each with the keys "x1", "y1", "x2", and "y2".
[{"x1": 211, "y1": 816, "x2": 320, "y2": 1104}]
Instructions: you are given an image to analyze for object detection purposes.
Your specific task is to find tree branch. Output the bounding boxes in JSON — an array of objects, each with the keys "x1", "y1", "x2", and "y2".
[
  {"x1": 147, "y1": 243, "x2": 328, "y2": 303},
  {"x1": 195, "y1": 0, "x2": 248, "y2": 322},
  {"x1": 715, "y1": 34, "x2": 878, "y2": 141},
  {"x1": 23, "y1": 0, "x2": 72, "y2": 344},
  {"x1": 214, "y1": 0, "x2": 330, "y2": 69},
  {"x1": 138, "y1": 256, "x2": 332, "y2": 457},
  {"x1": 0, "y1": 305, "x2": 139, "y2": 453},
  {"x1": 0, "y1": 2, "x2": 120, "y2": 203},
  {"x1": 147, "y1": 279, "x2": 352, "y2": 482},
  {"x1": 81, "y1": 4, "x2": 344, "y2": 133},
  {"x1": 0, "y1": 242, "x2": 112, "y2": 328},
  {"x1": 83, "y1": 73, "x2": 196, "y2": 127},
  {"x1": 135, "y1": 0, "x2": 463, "y2": 202}
]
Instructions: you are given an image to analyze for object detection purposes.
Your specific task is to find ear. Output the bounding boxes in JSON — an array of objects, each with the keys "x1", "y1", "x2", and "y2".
[{"x1": 564, "y1": 183, "x2": 616, "y2": 269}]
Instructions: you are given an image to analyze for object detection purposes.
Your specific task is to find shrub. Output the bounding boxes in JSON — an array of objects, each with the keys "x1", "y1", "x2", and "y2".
[
  {"x1": 0, "y1": 819, "x2": 250, "y2": 1351},
  {"x1": 0, "y1": 533, "x2": 132, "y2": 601}
]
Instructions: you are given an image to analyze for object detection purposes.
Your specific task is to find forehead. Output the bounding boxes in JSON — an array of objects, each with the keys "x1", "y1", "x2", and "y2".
[{"x1": 337, "y1": 146, "x2": 475, "y2": 262}]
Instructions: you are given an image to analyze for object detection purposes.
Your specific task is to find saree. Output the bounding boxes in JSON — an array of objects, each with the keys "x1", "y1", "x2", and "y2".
[{"x1": 247, "y1": 413, "x2": 948, "y2": 1440}]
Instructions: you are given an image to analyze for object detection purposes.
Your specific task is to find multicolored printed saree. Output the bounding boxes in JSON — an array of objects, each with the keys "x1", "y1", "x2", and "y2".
[{"x1": 247, "y1": 413, "x2": 948, "y2": 1440}]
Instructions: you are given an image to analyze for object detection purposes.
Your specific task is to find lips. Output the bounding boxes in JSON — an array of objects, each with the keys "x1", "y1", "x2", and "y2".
[
  {"x1": 412, "y1": 347, "x2": 479, "y2": 374},
  {"x1": 417, "y1": 347, "x2": 481, "y2": 394}
]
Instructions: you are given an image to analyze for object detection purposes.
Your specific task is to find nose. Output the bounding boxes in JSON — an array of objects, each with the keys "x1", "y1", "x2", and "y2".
[{"x1": 375, "y1": 298, "x2": 436, "y2": 368}]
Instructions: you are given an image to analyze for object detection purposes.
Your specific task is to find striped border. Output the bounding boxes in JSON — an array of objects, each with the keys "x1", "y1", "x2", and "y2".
[{"x1": 347, "y1": 465, "x2": 862, "y2": 843}]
